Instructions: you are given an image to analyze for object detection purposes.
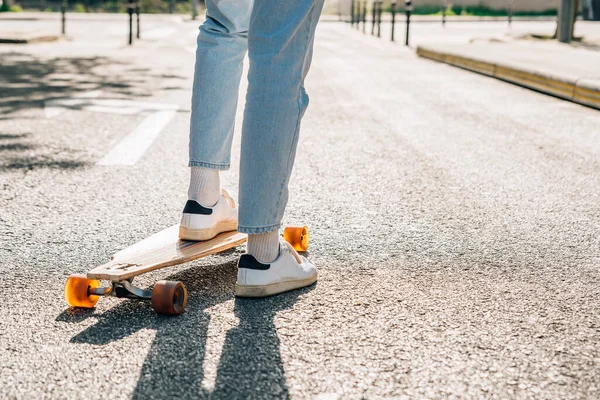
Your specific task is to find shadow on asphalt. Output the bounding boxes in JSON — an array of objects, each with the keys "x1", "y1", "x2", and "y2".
[
  {"x1": 57, "y1": 259, "x2": 313, "y2": 399},
  {"x1": 0, "y1": 52, "x2": 144, "y2": 118},
  {"x1": 0, "y1": 131, "x2": 88, "y2": 171},
  {"x1": 0, "y1": 52, "x2": 185, "y2": 171}
]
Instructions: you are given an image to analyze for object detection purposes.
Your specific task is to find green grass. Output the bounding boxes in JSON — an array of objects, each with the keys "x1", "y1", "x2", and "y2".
[
  {"x1": 384, "y1": 4, "x2": 558, "y2": 17},
  {"x1": 0, "y1": 2, "x2": 23, "y2": 12}
]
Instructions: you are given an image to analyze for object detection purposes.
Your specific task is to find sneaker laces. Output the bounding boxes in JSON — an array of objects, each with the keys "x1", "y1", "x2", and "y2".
[{"x1": 282, "y1": 241, "x2": 302, "y2": 264}]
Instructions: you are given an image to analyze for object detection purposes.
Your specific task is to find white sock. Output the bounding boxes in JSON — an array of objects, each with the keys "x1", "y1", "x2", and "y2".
[
  {"x1": 188, "y1": 167, "x2": 220, "y2": 207},
  {"x1": 247, "y1": 230, "x2": 280, "y2": 263}
]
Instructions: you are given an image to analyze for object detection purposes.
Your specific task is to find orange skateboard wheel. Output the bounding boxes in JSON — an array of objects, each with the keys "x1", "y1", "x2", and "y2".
[
  {"x1": 64, "y1": 274, "x2": 101, "y2": 308},
  {"x1": 283, "y1": 226, "x2": 309, "y2": 252},
  {"x1": 151, "y1": 280, "x2": 188, "y2": 315}
]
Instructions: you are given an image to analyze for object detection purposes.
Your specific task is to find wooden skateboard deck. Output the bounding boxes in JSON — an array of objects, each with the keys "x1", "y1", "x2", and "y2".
[{"x1": 87, "y1": 224, "x2": 247, "y2": 281}]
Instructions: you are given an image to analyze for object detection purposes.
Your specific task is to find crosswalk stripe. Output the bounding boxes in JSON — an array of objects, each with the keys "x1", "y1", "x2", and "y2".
[{"x1": 96, "y1": 109, "x2": 177, "y2": 166}]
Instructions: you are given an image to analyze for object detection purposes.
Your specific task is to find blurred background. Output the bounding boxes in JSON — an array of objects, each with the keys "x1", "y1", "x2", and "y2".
[
  {"x1": 0, "y1": 0, "x2": 598, "y2": 19},
  {"x1": 0, "y1": 0, "x2": 597, "y2": 19}
]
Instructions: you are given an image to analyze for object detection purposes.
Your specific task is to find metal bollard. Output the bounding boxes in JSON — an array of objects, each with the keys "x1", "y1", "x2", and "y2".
[
  {"x1": 405, "y1": 0, "x2": 412, "y2": 46},
  {"x1": 191, "y1": 0, "x2": 198, "y2": 20},
  {"x1": 377, "y1": 1, "x2": 382, "y2": 38},
  {"x1": 442, "y1": 0, "x2": 447, "y2": 26},
  {"x1": 391, "y1": 1, "x2": 396, "y2": 41},
  {"x1": 60, "y1": 0, "x2": 67, "y2": 35},
  {"x1": 136, "y1": 1, "x2": 140, "y2": 39},
  {"x1": 362, "y1": 1, "x2": 367, "y2": 33},
  {"x1": 371, "y1": 0, "x2": 377, "y2": 35},
  {"x1": 558, "y1": 0, "x2": 575, "y2": 43},
  {"x1": 351, "y1": 0, "x2": 355, "y2": 26},
  {"x1": 128, "y1": 2, "x2": 134, "y2": 45}
]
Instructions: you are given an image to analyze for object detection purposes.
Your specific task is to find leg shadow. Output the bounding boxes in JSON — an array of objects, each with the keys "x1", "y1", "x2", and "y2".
[
  {"x1": 60, "y1": 259, "x2": 239, "y2": 399},
  {"x1": 210, "y1": 285, "x2": 316, "y2": 400},
  {"x1": 130, "y1": 258, "x2": 241, "y2": 400},
  {"x1": 60, "y1": 255, "x2": 315, "y2": 400}
]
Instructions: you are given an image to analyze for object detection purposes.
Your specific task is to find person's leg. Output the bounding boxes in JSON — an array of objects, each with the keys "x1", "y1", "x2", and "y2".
[
  {"x1": 236, "y1": 0, "x2": 325, "y2": 297},
  {"x1": 238, "y1": 0, "x2": 325, "y2": 236},
  {"x1": 189, "y1": 0, "x2": 252, "y2": 172},
  {"x1": 180, "y1": 0, "x2": 252, "y2": 241}
]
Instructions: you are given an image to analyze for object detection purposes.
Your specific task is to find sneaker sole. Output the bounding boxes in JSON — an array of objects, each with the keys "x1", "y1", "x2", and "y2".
[
  {"x1": 179, "y1": 220, "x2": 238, "y2": 241},
  {"x1": 235, "y1": 272, "x2": 318, "y2": 298}
]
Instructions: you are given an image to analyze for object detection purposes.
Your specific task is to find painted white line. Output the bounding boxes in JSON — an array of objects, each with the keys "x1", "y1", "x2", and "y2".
[
  {"x1": 44, "y1": 105, "x2": 66, "y2": 119},
  {"x1": 44, "y1": 90, "x2": 103, "y2": 118},
  {"x1": 44, "y1": 91, "x2": 179, "y2": 166},
  {"x1": 45, "y1": 98, "x2": 178, "y2": 117},
  {"x1": 77, "y1": 90, "x2": 103, "y2": 99},
  {"x1": 96, "y1": 109, "x2": 177, "y2": 166}
]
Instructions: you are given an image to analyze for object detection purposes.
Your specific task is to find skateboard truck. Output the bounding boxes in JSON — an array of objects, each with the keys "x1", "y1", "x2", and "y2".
[
  {"x1": 114, "y1": 280, "x2": 153, "y2": 299},
  {"x1": 88, "y1": 285, "x2": 113, "y2": 297},
  {"x1": 88, "y1": 280, "x2": 152, "y2": 300}
]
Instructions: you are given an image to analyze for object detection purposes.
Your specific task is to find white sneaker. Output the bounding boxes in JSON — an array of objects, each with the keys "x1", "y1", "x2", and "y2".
[
  {"x1": 235, "y1": 240, "x2": 318, "y2": 297},
  {"x1": 179, "y1": 189, "x2": 238, "y2": 241}
]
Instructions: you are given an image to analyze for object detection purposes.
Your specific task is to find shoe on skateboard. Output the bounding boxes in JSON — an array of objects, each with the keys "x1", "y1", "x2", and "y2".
[
  {"x1": 236, "y1": 240, "x2": 317, "y2": 298},
  {"x1": 179, "y1": 189, "x2": 238, "y2": 241}
]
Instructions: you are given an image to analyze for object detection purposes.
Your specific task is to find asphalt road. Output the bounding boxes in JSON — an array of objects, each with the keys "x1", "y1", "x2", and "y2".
[{"x1": 1, "y1": 15, "x2": 599, "y2": 399}]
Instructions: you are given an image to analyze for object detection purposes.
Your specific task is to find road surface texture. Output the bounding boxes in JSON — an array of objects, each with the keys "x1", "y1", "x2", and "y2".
[{"x1": 1, "y1": 15, "x2": 599, "y2": 399}]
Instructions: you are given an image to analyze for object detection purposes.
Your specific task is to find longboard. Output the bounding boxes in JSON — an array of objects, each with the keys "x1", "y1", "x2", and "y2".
[
  {"x1": 88, "y1": 225, "x2": 247, "y2": 281},
  {"x1": 64, "y1": 224, "x2": 309, "y2": 315}
]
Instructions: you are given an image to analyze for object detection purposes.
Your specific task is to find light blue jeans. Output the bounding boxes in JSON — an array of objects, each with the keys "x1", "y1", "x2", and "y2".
[{"x1": 189, "y1": 0, "x2": 325, "y2": 234}]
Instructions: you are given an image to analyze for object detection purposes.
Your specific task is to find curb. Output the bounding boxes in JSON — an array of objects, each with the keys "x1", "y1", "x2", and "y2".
[
  {"x1": 416, "y1": 46, "x2": 600, "y2": 111},
  {"x1": 0, "y1": 35, "x2": 60, "y2": 44}
]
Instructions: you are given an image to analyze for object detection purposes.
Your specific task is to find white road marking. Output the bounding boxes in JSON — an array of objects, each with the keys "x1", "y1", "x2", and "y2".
[
  {"x1": 45, "y1": 97, "x2": 178, "y2": 117},
  {"x1": 44, "y1": 105, "x2": 65, "y2": 119},
  {"x1": 76, "y1": 90, "x2": 104, "y2": 98},
  {"x1": 44, "y1": 90, "x2": 103, "y2": 118},
  {"x1": 44, "y1": 92, "x2": 180, "y2": 166},
  {"x1": 96, "y1": 109, "x2": 177, "y2": 166}
]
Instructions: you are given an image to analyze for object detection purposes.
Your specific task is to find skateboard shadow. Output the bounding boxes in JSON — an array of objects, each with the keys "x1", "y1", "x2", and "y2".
[{"x1": 61, "y1": 258, "x2": 314, "y2": 399}]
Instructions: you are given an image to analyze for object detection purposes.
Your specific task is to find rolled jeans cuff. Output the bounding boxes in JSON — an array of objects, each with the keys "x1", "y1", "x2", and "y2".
[
  {"x1": 188, "y1": 160, "x2": 230, "y2": 170},
  {"x1": 237, "y1": 223, "x2": 281, "y2": 234}
]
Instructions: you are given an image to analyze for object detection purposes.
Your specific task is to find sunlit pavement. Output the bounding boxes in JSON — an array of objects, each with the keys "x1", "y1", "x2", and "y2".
[{"x1": 1, "y1": 15, "x2": 599, "y2": 399}]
